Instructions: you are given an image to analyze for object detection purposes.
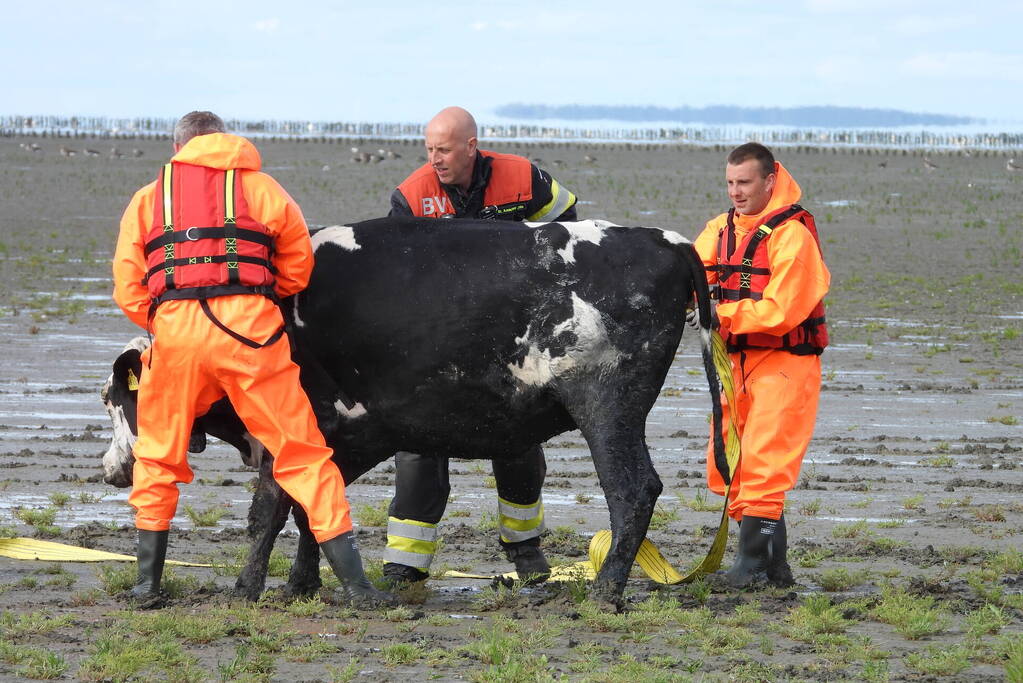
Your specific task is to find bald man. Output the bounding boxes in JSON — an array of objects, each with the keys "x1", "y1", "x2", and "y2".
[
  {"x1": 390, "y1": 106, "x2": 578, "y2": 221},
  {"x1": 382, "y1": 107, "x2": 578, "y2": 588}
]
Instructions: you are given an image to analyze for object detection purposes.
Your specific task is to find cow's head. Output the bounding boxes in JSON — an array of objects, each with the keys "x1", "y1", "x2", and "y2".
[
  {"x1": 101, "y1": 338, "x2": 266, "y2": 488},
  {"x1": 101, "y1": 337, "x2": 148, "y2": 487}
]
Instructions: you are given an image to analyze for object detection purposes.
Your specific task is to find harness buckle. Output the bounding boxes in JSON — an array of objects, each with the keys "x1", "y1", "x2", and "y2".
[{"x1": 185, "y1": 226, "x2": 200, "y2": 241}]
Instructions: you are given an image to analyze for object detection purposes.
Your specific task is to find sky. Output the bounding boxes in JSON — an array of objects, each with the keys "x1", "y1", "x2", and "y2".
[{"x1": 3, "y1": 0, "x2": 1021, "y2": 127}]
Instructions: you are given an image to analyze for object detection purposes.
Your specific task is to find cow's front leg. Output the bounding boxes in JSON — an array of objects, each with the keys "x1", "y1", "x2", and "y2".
[
  {"x1": 235, "y1": 455, "x2": 291, "y2": 601},
  {"x1": 577, "y1": 409, "x2": 661, "y2": 610},
  {"x1": 283, "y1": 504, "x2": 322, "y2": 598}
]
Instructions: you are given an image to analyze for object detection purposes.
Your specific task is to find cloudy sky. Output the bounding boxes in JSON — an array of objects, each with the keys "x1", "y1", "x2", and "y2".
[{"x1": 3, "y1": 0, "x2": 1020, "y2": 126}]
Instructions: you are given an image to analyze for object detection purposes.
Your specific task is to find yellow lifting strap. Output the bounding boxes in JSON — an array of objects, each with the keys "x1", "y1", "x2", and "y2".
[{"x1": 0, "y1": 537, "x2": 210, "y2": 567}]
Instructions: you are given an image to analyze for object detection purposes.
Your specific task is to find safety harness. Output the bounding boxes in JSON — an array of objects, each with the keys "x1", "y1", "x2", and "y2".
[
  {"x1": 142, "y1": 162, "x2": 283, "y2": 350},
  {"x1": 711, "y1": 203, "x2": 829, "y2": 355}
]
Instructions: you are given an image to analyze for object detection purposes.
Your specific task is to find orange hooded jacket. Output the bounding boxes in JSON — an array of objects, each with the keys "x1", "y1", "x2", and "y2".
[
  {"x1": 694, "y1": 161, "x2": 831, "y2": 342},
  {"x1": 113, "y1": 133, "x2": 312, "y2": 340}
]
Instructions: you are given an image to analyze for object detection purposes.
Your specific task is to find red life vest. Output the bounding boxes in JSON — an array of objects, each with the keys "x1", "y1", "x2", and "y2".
[
  {"x1": 143, "y1": 162, "x2": 275, "y2": 304},
  {"x1": 714, "y1": 204, "x2": 829, "y2": 355},
  {"x1": 397, "y1": 150, "x2": 533, "y2": 218}
]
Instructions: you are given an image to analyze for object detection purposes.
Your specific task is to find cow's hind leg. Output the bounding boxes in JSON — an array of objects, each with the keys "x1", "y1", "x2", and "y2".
[
  {"x1": 282, "y1": 504, "x2": 323, "y2": 598},
  {"x1": 235, "y1": 456, "x2": 292, "y2": 601},
  {"x1": 573, "y1": 401, "x2": 662, "y2": 610}
]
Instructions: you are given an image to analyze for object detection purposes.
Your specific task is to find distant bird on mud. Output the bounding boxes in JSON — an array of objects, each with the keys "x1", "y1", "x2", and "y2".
[
  {"x1": 132, "y1": 148, "x2": 144, "y2": 158},
  {"x1": 877, "y1": 160, "x2": 888, "y2": 169},
  {"x1": 923, "y1": 156, "x2": 938, "y2": 172},
  {"x1": 59, "y1": 146, "x2": 77, "y2": 157},
  {"x1": 84, "y1": 148, "x2": 100, "y2": 157},
  {"x1": 583, "y1": 154, "x2": 597, "y2": 163},
  {"x1": 1007, "y1": 158, "x2": 1022, "y2": 172},
  {"x1": 110, "y1": 147, "x2": 124, "y2": 159}
]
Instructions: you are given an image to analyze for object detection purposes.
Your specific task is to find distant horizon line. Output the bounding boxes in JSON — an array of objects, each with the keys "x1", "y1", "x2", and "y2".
[{"x1": 495, "y1": 103, "x2": 980, "y2": 128}]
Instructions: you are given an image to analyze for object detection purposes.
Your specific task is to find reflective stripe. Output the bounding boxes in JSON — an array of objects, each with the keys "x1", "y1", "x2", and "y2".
[
  {"x1": 498, "y1": 497, "x2": 545, "y2": 543},
  {"x1": 224, "y1": 169, "x2": 236, "y2": 222},
  {"x1": 527, "y1": 179, "x2": 576, "y2": 222},
  {"x1": 382, "y1": 547, "x2": 434, "y2": 569},
  {"x1": 387, "y1": 517, "x2": 438, "y2": 542},
  {"x1": 161, "y1": 163, "x2": 173, "y2": 229},
  {"x1": 384, "y1": 517, "x2": 438, "y2": 568}
]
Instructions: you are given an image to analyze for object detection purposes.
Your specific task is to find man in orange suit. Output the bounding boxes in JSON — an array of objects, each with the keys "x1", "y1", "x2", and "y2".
[
  {"x1": 692, "y1": 142, "x2": 830, "y2": 588},
  {"x1": 113, "y1": 110, "x2": 395, "y2": 608}
]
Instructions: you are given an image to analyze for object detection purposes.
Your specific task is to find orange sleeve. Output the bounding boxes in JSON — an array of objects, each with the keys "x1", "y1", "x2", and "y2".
[
  {"x1": 693, "y1": 214, "x2": 726, "y2": 286},
  {"x1": 716, "y1": 219, "x2": 831, "y2": 336},
  {"x1": 112, "y1": 182, "x2": 157, "y2": 329},
  {"x1": 241, "y1": 171, "x2": 313, "y2": 298}
]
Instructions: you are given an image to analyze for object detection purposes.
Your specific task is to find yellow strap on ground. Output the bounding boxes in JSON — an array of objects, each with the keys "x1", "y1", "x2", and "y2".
[{"x1": 0, "y1": 538, "x2": 210, "y2": 567}]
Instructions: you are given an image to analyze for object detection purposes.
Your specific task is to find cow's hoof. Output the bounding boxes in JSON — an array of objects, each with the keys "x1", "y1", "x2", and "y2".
[
  {"x1": 232, "y1": 584, "x2": 264, "y2": 602},
  {"x1": 589, "y1": 585, "x2": 626, "y2": 613},
  {"x1": 281, "y1": 581, "x2": 322, "y2": 599}
]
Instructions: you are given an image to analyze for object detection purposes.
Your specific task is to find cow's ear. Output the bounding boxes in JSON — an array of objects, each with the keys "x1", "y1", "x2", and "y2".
[{"x1": 112, "y1": 348, "x2": 143, "y2": 394}]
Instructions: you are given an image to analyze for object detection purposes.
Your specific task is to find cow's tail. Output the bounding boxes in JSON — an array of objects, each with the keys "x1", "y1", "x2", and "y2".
[{"x1": 680, "y1": 243, "x2": 729, "y2": 486}]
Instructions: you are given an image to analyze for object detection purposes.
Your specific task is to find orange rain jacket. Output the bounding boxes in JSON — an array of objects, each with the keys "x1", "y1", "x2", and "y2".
[
  {"x1": 113, "y1": 133, "x2": 352, "y2": 543},
  {"x1": 694, "y1": 162, "x2": 831, "y2": 521}
]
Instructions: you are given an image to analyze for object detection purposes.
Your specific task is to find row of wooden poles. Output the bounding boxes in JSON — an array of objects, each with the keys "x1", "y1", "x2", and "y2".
[{"x1": 2, "y1": 115, "x2": 1022, "y2": 150}]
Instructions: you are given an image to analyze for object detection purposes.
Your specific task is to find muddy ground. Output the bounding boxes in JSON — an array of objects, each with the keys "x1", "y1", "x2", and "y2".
[{"x1": 0, "y1": 135, "x2": 1021, "y2": 681}]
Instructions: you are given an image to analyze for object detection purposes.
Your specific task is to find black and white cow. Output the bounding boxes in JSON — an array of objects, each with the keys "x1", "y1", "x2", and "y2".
[{"x1": 102, "y1": 217, "x2": 724, "y2": 608}]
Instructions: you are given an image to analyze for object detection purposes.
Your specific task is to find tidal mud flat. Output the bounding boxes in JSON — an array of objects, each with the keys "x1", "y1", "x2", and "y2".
[{"x1": 0, "y1": 135, "x2": 1021, "y2": 680}]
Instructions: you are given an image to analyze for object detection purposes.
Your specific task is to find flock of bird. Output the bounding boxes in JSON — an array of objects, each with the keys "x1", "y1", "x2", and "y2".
[
  {"x1": 12, "y1": 141, "x2": 1022, "y2": 174},
  {"x1": 18, "y1": 142, "x2": 145, "y2": 159}
]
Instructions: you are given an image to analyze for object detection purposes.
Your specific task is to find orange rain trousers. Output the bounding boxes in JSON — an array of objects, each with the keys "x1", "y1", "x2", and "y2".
[
  {"x1": 706, "y1": 348, "x2": 821, "y2": 521},
  {"x1": 129, "y1": 297, "x2": 352, "y2": 544}
]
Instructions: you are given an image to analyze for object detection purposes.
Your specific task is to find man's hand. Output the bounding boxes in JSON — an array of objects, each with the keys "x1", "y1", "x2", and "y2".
[{"x1": 686, "y1": 305, "x2": 719, "y2": 331}]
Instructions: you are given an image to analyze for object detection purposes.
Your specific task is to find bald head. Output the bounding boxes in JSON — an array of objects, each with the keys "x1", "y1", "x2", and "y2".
[
  {"x1": 426, "y1": 107, "x2": 478, "y2": 141},
  {"x1": 424, "y1": 107, "x2": 479, "y2": 190}
]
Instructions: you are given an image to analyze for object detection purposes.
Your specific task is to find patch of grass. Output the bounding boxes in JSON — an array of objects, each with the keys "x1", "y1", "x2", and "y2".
[
  {"x1": 923, "y1": 454, "x2": 955, "y2": 467},
  {"x1": 832, "y1": 520, "x2": 869, "y2": 538},
  {"x1": 181, "y1": 504, "x2": 227, "y2": 527},
  {"x1": 784, "y1": 594, "x2": 851, "y2": 642},
  {"x1": 47, "y1": 492, "x2": 70, "y2": 507},
  {"x1": 998, "y1": 634, "x2": 1023, "y2": 683},
  {"x1": 796, "y1": 548, "x2": 832, "y2": 568},
  {"x1": 380, "y1": 642, "x2": 425, "y2": 666},
  {"x1": 14, "y1": 507, "x2": 57, "y2": 527},
  {"x1": 974, "y1": 504, "x2": 1007, "y2": 522},
  {"x1": 285, "y1": 596, "x2": 329, "y2": 617},
  {"x1": 0, "y1": 611, "x2": 75, "y2": 640},
  {"x1": 986, "y1": 415, "x2": 1019, "y2": 425},
  {"x1": 77, "y1": 629, "x2": 204, "y2": 682},
  {"x1": 0, "y1": 641, "x2": 68, "y2": 680},
  {"x1": 905, "y1": 644, "x2": 972, "y2": 676},
  {"x1": 815, "y1": 567, "x2": 871, "y2": 591},
  {"x1": 647, "y1": 503, "x2": 680, "y2": 530},
  {"x1": 966, "y1": 603, "x2": 1012, "y2": 636},
  {"x1": 678, "y1": 489, "x2": 722, "y2": 512},
  {"x1": 799, "y1": 498, "x2": 822, "y2": 516},
  {"x1": 282, "y1": 638, "x2": 340, "y2": 663},
  {"x1": 901, "y1": 494, "x2": 924, "y2": 510},
  {"x1": 476, "y1": 511, "x2": 499, "y2": 533},
  {"x1": 354, "y1": 498, "x2": 389, "y2": 527},
  {"x1": 574, "y1": 492, "x2": 592, "y2": 504},
  {"x1": 871, "y1": 585, "x2": 950, "y2": 639}
]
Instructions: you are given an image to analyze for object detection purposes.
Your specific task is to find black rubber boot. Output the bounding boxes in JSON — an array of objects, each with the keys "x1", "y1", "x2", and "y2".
[
  {"x1": 502, "y1": 538, "x2": 551, "y2": 585},
  {"x1": 724, "y1": 515, "x2": 794, "y2": 588},
  {"x1": 129, "y1": 529, "x2": 168, "y2": 607},
  {"x1": 381, "y1": 562, "x2": 429, "y2": 589},
  {"x1": 320, "y1": 532, "x2": 400, "y2": 608}
]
